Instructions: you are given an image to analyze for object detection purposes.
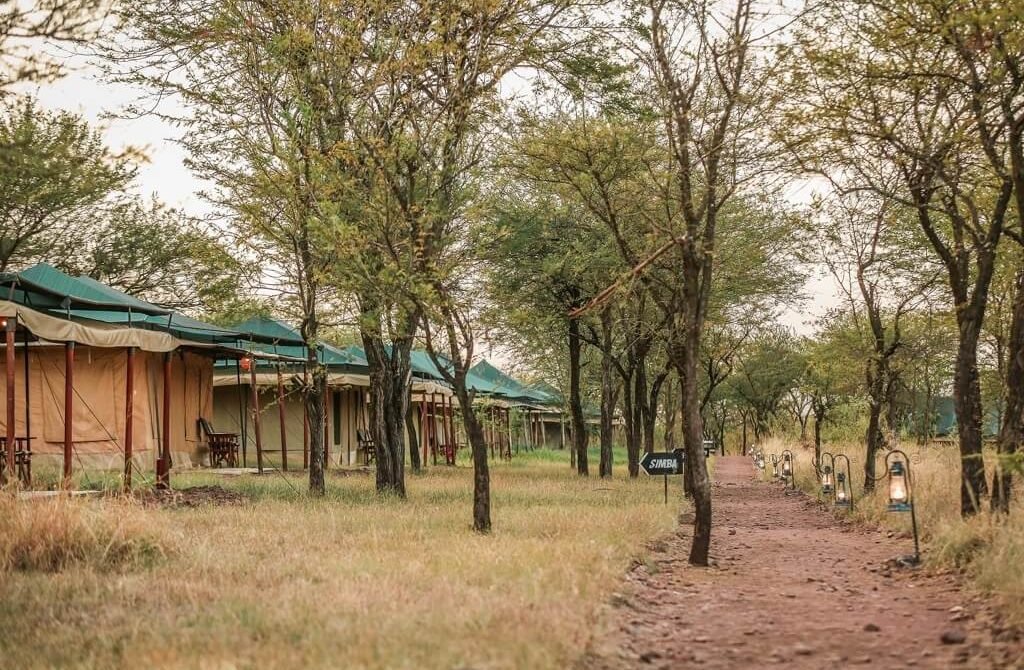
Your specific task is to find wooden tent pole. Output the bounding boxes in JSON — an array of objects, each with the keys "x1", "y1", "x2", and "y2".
[
  {"x1": 277, "y1": 365, "x2": 288, "y2": 471},
  {"x1": 157, "y1": 351, "x2": 171, "y2": 489},
  {"x1": 22, "y1": 324, "x2": 31, "y2": 487},
  {"x1": 249, "y1": 361, "x2": 264, "y2": 475},
  {"x1": 5, "y1": 318, "x2": 15, "y2": 482},
  {"x1": 323, "y1": 387, "x2": 330, "y2": 469},
  {"x1": 429, "y1": 392, "x2": 437, "y2": 466},
  {"x1": 62, "y1": 342, "x2": 75, "y2": 488},
  {"x1": 123, "y1": 347, "x2": 134, "y2": 492},
  {"x1": 442, "y1": 394, "x2": 453, "y2": 465},
  {"x1": 419, "y1": 395, "x2": 428, "y2": 466},
  {"x1": 302, "y1": 366, "x2": 310, "y2": 470}
]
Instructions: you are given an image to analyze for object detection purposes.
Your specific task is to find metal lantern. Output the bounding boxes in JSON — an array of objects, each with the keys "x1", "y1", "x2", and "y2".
[
  {"x1": 239, "y1": 355, "x2": 253, "y2": 373},
  {"x1": 835, "y1": 472, "x2": 849, "y2": 505},
  {"x1": 821, "y1": 465, "x2": 834, "y2": 494},
  {"x1": 884, "y1": 450, "x2": 920, "y2": 564},
  {"x1": 771, "y1": 454, "x2": 780, "y2": 478},
  {"x1": 782, "y1": 452, "x2": 792, "y2": 477},
  {"x1": 888, "y1": 460, "x2": 909, "y2": 509}
]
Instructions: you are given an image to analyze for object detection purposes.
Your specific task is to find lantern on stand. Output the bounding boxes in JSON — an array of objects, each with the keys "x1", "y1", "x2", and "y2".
[{"x1": 885, "y1": 450, "x2": 919, "y2": 564}]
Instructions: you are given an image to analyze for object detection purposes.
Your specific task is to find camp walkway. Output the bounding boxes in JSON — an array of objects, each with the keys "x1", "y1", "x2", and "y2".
[{"x1": 581, "y1": 456, "x2": 1024, "y2": 669}]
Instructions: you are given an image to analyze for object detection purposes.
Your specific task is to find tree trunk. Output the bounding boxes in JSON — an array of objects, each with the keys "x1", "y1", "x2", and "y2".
[
  {"x1": 993, "y1": 264, "x2": 1024, "y2": 513},
  {"x1": 622, "y1": 375, "x2": 639, "y2": 478},
  {"x1": 678, "y1": 339, "x2": 712, "y2": 566},
  {"x1": 568, "y1": 317, "x2": 589, "y2": 476},
  {"x1": 953, "y1": 321, "x2": 989, "y2": 515},
  {"x1": 813, "y1": 408, "x2": 824, "y2": 465},
  {"x1": 864, "y1": 360, "x2": 885, "y2": 494},
  {"x1": 362, "y1": 328, "x2": 413, "y2": 497},
  {"x1": 664, "y1": 379, "x2": 677, "y2": 451},
  {"x1": 407, "y1": 399, "x2": 421, "y2": 473},
  {"x1": 599, "y1": 309, "x2": 616, "y2": 478},
  {"x1": 305, "y1": 355, "x2": 326, "y2": 496},
  {"x1": 453, "y1": 386, "x2": 490, "y2": 531}
]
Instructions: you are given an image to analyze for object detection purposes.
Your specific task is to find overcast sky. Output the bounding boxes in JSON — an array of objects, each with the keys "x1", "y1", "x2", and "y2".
[{"x1": 20, "y1": 49, "x2": 837, "y2": 335}]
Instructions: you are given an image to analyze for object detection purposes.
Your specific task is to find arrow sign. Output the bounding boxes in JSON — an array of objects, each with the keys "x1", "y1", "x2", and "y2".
[{"x1": 640, "y1": 451, "x2": 684, "y2": 476}]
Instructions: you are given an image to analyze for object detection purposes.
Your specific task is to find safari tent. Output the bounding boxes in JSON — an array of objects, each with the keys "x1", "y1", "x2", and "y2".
[
  {"x1": 211, "y1": 317, "x2": 459, "y2": 468},
  {"x1": 0, "y1": 264, "x2": 293, "y2": 488}
]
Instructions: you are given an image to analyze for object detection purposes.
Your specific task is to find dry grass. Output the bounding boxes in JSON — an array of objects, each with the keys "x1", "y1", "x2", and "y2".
[
  {"x1": 0, "y1": 494, "x2": 171, "y2": 573},
  {"x1": 0, "y1": 452, "x2": 678, "y2": 669},
  {"x1": 758, "y1": 436, "x2": 1024, "y2": 624}
]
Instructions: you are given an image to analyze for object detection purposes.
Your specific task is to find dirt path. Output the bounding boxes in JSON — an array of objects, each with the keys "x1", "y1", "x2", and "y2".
[{"x1": 582, "y1": 456, "x2": 1024, "y2": 669}]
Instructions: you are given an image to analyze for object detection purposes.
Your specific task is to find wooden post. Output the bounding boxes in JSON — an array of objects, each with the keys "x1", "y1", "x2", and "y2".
[
  {"x1": 560, "y1": 415, "x2": 566, "y2": 450},
  {"x1": 5, "y1": 318, "x2": 15, "y2": 482},
  {"x1": 323, "y1": 387, "x2": 330, "y2": 469},
  {"x1": 303, "y1": 366, "x2": 310, "y2": 470},
  {"x1": 441, "y1": 394, "x2": 453, "y2": 464},
  {"x1": 22, "y1": 326, "x2": 31, "y2": 487},
  {"x1": 123, "y1": 347, "x2": 135, "y2": 492},
  {"x1": 157, "y1": 352, "x2": 172, "y2": 489},
  {"x1": 419, "y1": 395, "x2": 428, "y2": 466},
  {"x1": 63, "y1": 341, "x2": 74, "y2": 488},
  {"x1": 277, "y1": 365, "x2": 288, "y2": 471},
  {"x1": 249, "y1": 361, "x2": 264, "y2": 474}
]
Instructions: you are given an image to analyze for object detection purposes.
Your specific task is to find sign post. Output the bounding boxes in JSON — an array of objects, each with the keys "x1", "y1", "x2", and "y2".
[{"x1": 640, "y1": 450, "x2": 686, "y2": 504}]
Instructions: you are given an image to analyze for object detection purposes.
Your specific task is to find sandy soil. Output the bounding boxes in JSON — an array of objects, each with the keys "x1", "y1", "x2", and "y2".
[{"x1": 581, "y1": 456, "x2": 1024, "y2": 669}]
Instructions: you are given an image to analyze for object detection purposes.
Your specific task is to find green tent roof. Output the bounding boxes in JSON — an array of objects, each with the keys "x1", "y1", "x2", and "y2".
[{"x1": 468, "y1": 359, "x2": 556, "y2": 405}]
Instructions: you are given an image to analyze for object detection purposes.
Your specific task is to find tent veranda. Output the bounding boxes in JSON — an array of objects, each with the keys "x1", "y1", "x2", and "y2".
[{"x1": 0, "y1": 264, "x2": 298, "y2": 489}]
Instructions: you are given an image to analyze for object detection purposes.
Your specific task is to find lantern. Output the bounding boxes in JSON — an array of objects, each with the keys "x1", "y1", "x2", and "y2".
[
  {"x1": 888, "y1": 460, "x2": 909, "y2": 508},
  {"x1": 239, "y1": 355, "x2": 253, "y2": 373},
  {"x1": 782, "y1": 452, "x2": 792, "y2": 477},
  {"x1": 835, "y1": 472, "x2": 849, "y2": 506},
  {"x1": 821, "y1": 465, "x2": 834, "y2": 494}
]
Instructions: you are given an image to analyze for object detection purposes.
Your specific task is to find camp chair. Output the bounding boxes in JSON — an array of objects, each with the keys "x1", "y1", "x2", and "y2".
[
  {"x1": 356, "y1": 429, "x2": 376, "y2": 466},
  {"x1": 0, "y1": 436, "x2": 31, "y2": 486},
  {"x1": 198, "y1": 418, "x2": 239, "y2": 468}
]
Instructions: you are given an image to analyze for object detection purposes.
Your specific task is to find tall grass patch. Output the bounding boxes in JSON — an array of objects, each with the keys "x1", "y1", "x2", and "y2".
[{"x1": 0, "y1": 495, "x2": 172, "y2": 572}]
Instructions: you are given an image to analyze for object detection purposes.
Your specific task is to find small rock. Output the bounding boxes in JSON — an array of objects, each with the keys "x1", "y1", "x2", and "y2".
[
  {"x1": 728, "y1": 528, "x2": 737, "y2": 535},
  {"x1": 864, "y1": 623, "x2": 881, "y2": 632},
  {"x1": 639, "y1": 651, "x2": 661, "y2": 663},
  {"x1": 949, "y1": 605, "x2": 964, "y2": 613},
  {"x1": 793, "y1": 644, "x2": 814, "y2": 656},
  {"x1": 941, "y1": 630, "x2": 967, "y2": 645}
]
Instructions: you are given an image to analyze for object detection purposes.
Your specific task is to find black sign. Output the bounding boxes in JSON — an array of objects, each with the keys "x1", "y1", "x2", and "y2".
[{"x1": 640, "y1": 451, "x2": 684, "y2": 476}]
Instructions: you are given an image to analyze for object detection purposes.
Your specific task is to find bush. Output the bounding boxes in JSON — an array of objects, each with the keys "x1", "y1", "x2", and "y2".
[{"x1": 0, "y1": 494, "x2": 171, "y2": 572}]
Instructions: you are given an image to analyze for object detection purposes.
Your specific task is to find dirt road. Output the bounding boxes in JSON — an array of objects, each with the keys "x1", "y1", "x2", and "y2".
[{"x1": 582, "y1": 456, "x2": 1024, "y2": 669}]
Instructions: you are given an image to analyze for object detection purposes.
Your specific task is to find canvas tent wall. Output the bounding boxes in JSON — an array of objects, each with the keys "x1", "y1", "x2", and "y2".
[
  {"x1": 0, "y1": 263, "x2": 290, "y2": 485},
  {"x1": 0, "y1": 345, "x2": 213, "y2": 472}
]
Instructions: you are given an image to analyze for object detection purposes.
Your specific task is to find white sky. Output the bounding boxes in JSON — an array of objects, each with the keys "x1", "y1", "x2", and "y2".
[{"x1": 20, "y1": 49, "x2": 839, "y2": 336}]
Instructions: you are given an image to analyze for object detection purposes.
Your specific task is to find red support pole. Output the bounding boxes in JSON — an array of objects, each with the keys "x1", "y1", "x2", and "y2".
[
  {"x1": 249, "y1": 361, "x2": 264, "y2": 474},
  {"x1": 63, "y1": 341, "x2": 74, "y2": 488},
  {"x1": 277, "y1": 365, "x2": 288, "y2": 472},
  {"x1": 323, "y1": 387, "x2": 330, "y2": 469},
  {"x1": 158, "y1": 352, "x2": 172, "y2": 489},
  {"x1": 441, "y1": 394, "x2": 452, "y2": 465},
  {"x1": 5, "y1": 318, "x2": 15, "y2": 483},
  {"x1": 123, "y1": 347, "x2": 134, "y2": 492},
  {"x1": 302, "y1": 366, "x2": 310, "y2": 470},
  {"x1": 419, "y1": 395, "x2": 428, "y2": 466},
  {"x1": 429, "y1": 392, "x2": 437, "y2": 466}
]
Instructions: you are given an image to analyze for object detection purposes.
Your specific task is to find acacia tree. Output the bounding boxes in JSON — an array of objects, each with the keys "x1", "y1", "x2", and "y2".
[
  {"x1": 0, "y1": 97, "x2": 133, "y2": 272},
  {"x1": 795, "y1": 0, "x2": 1019, "y2": 515},
  {"x1": 813, "y1": 192, "x2": 939, "y2": 490}
]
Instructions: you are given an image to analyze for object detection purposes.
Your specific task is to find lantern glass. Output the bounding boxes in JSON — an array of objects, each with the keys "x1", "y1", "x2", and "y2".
[
  {"x1": 821, "y1": 466, "x2": 834, "y2": 492},
  {"x1": 889, "y1": 461, "x2": 908, "y2": 505},
  {"x1": 240, "y1": 356, "x2": 253, "y2": 372},
  {"x1": 782, "y1": 454, "x2": 792, "y2": 476}
]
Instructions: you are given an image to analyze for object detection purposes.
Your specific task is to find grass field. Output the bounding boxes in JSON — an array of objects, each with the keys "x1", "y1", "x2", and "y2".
[
  {"x1": 758, "y1": 437, "x2": 1024, "y2": 624},
  {"x1": 0, "y1": 448, "x2": 679, "y2": 670}
]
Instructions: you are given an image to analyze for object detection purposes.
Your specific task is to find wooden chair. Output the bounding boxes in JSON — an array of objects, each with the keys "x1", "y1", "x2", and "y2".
[
  {"x1": 0, "y1": 436, "x2": 31, "y2": 485},
  {"x1": 198, "y1": 418, "x2": 239, "y2": 468},
  {"x1": 356, "y1": 429, "x2": 376, "y2": 466}
]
